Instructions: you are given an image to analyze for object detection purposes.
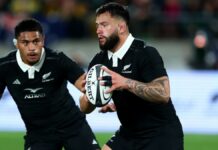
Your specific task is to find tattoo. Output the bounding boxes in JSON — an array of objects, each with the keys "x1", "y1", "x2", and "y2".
[{"x1": 126, "y1": 77, "x2": 169, "y2": 103}]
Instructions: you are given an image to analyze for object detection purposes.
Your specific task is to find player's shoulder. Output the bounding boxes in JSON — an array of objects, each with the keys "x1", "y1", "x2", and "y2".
[
  {"x1": 95, "y1": 50, "x2": 106, "y2": 58},
  {"x1": 131, "y1": 39, "x2": 157, "y2": 52},
  {"x1": 130, "y1": 39, "x2": 159, "y2": 56},
  {"x1": 0, "y1": 50, "x2": 17, "y2": 67},
  {"x1": 91, "y1": 50, "x2": 107, "y2": 62},
  {"x1": 44, "y1": 47, "x2": 66, "y2": 60}
]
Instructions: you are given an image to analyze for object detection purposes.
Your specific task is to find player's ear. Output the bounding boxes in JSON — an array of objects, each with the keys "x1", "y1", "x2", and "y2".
[
  {"x1": 118, "y1": 22, "x2": 126, "y2": 34},
  {"x1": 41, "y1": 35, "x2": 45, "y2": 45},
  {"x1": 13, "y1": 38, "x2": 18, "y2": 48}
]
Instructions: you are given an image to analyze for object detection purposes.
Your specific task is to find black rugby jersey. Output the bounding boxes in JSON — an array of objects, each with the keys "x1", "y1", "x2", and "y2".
[
  {"x1": 88, "y1": 39, "x2": 181, "y2": 137},
  {"x1": 0, "y1": 48, "x2": 85, "y2": 138}
]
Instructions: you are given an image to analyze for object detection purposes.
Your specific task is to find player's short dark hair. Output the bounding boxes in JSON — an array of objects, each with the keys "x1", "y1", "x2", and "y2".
[
  {"x1": 96, "y1": 2, "x2": 130, "y2": 26},
  {"x1": 14, "y1": 18, "x2": 43, "y2": 38}
]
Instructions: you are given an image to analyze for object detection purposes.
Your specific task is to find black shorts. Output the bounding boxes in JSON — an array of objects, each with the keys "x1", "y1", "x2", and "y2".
[
  {"x1": 24, "y1": 122, "x2": 100, "y2": 150},
  {"x1": 106, "y1": 124, "x2": 184, "y2": 150}
]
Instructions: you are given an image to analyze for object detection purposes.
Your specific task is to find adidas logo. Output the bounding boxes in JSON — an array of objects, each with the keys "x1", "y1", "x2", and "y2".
[
  {"x1": 92, "y1": 139, "x2": 97, "y2": 144},
  {"x1": 13, "y1": 79, "x2": 21, "y2": 85}
]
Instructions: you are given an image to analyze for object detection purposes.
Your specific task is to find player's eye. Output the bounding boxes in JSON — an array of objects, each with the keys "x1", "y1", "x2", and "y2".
[
  {"x1": 102, "y1": 23, "x2": 108, "y2": 27},
  {"x1": 96, "y1": 23, "x2": 108, "y2": 29},
  {"x1": 32, "y1": 39, "x2": 40, "y2": 45},
  {"x1": 20, "y1": 41, "x2": 29, "y2": 46}
]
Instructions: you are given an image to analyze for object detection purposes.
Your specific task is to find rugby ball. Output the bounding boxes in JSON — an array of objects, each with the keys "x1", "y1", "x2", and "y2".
[{"x1": 85, "y1": 64, "x2": 112, "y2": 107}]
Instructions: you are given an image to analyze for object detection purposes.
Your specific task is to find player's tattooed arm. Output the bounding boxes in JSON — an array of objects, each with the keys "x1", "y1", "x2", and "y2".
[{"x1": 125, "y1": 76, "x2": 170, "y2": 103}]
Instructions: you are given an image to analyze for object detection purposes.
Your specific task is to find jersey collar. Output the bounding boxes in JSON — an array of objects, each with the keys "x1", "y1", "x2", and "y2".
[
  {"x1": 16, "y1": 48, "x2": 45, "y2": 76},
  {"x1": 108, "y1": 34, "x2": 134, "y2": 60},
  {"x1": 108, "y1": 34, "x2": 134, "y2": 67}
]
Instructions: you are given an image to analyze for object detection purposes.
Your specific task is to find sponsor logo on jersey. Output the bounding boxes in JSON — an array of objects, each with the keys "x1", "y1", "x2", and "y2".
[
  {"x1": 12, "y1": 79, "x2": 21, "y2": 85},
  {"x1": 122, "y1": 64, "x2": 132, "y2": 73},
  {"x1": 24, "y1": 88, "x2": 46, "y2": 99},
  {"x1": 24, "y1": 88, "x2": 43, "y2": 93},
  {"x1": 42, "y1": 72, "x2": 54, "y2": 82}
]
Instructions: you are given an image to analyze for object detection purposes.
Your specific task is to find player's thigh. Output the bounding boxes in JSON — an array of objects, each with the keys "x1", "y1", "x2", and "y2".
[
  {"x1": 156, "y1": 122, "x2": 183, "y2": 150},
  {"x1": 24, "y1": 141, "x2": 62, "y2": 150},
  {"x1": 105, "y1": 126, "x2": 183, "y2": 150},
  {"x1": 102, "y1": 144, "x2": 112, "y2": 150},
  {"x1": 105, "y1": 131, "x2": 132, "y2": 150},
  {"x1": 63, "y1": 123, "x2": 100, "y2": 150}
]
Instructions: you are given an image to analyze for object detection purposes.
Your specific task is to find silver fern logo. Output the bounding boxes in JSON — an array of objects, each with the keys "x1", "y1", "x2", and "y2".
[
  {"x1": 123, "y1": 64, "x2": 131, "y2": 70},
  {"x1": 42, "y1": 72, "x2": 54, "y2": 82},
  {"x1": 42, "y1": 72, "x2": 51, "y2": 79},
  {"x1": 122, "y1": 64, "x2": 132, "y2": 73}
]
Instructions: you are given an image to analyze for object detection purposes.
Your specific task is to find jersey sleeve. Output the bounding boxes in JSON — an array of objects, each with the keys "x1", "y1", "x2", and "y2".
[
  {"x1": 140, "y1": 46, "x2": 167, "y2": 81},
  {"x1": 88, "y1": 52, "x2": 103, "y2": 70},
  {"x1": 88, "y1": 56, "x2": 97, "y2": 70},
  {"x1": 58, "y1": 52, "x2": 85, "y2": 84},
  {"x1": 0, "y1": 68, "x2": 6, "y2": 99}
]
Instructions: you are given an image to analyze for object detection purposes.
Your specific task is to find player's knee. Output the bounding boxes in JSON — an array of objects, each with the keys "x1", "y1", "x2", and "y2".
[{"x1": 101, "y1": 144, "x2": 111, "y2": 150}]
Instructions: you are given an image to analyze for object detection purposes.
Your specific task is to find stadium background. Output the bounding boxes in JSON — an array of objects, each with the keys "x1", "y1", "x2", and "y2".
[{"x1": 0, "y1": 0, "x2": 218, "y2": 149}]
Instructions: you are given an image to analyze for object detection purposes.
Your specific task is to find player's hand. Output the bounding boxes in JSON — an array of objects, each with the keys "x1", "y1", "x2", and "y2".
[
  {"x1": 98, "y1": 102, "x2": 116, "y2": 113},
  {"x1": 81, "y1": 73, "x2": 87, "y2": 93},
  {"x1": 79, "y1": 94, "x2": 95, "y2": 114},
  {"x1": 75, "y1": 73, "x2": 87, "y2": 93},
  {"x1": 99, "y1": 66, "x2": 128, "y2": 93}
]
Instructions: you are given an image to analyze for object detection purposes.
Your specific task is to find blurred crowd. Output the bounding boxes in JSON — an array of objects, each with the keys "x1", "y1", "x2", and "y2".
[
  {"x1": 1, "y1": 0, "x2": 218, "y2": 41},
  {"x1": 0, "y1": 0, "x2": 218, "y2": 69}
]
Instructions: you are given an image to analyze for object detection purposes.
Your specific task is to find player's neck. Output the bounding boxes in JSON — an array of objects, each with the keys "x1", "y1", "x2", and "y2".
[{"x1": 111, "y1": 33, "x2": 129, "y2": 53}]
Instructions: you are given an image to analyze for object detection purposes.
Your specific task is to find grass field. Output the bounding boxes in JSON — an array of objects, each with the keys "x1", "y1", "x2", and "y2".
[{"x1": 0, "y1": 132, "x2": 218, "y2": 150}]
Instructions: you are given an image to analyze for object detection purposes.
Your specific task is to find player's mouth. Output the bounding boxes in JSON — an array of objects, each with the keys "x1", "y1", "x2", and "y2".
[
  {"x1": 98, "y1": 37, "x2": 105, "y2": 44},
  {"x1": 28, "y1": 53, "x2": 39, "y2": 61}
]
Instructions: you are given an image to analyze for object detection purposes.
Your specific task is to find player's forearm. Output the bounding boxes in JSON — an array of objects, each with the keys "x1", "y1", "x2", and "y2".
[
  {"x1": 125, "y1": 76, "x2": 170, "y2": 103},
  {"x1": 79, "y1": 94, "x2": 95, "y2": 114}
]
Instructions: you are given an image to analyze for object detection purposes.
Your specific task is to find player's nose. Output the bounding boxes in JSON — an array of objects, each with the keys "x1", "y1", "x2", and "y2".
[
  {"x1": 96, "y1": 26, "x2": 103, "y2": 35},
  {"x1": 27, "y1": 42, "x2": 36, "y2": 51}
]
